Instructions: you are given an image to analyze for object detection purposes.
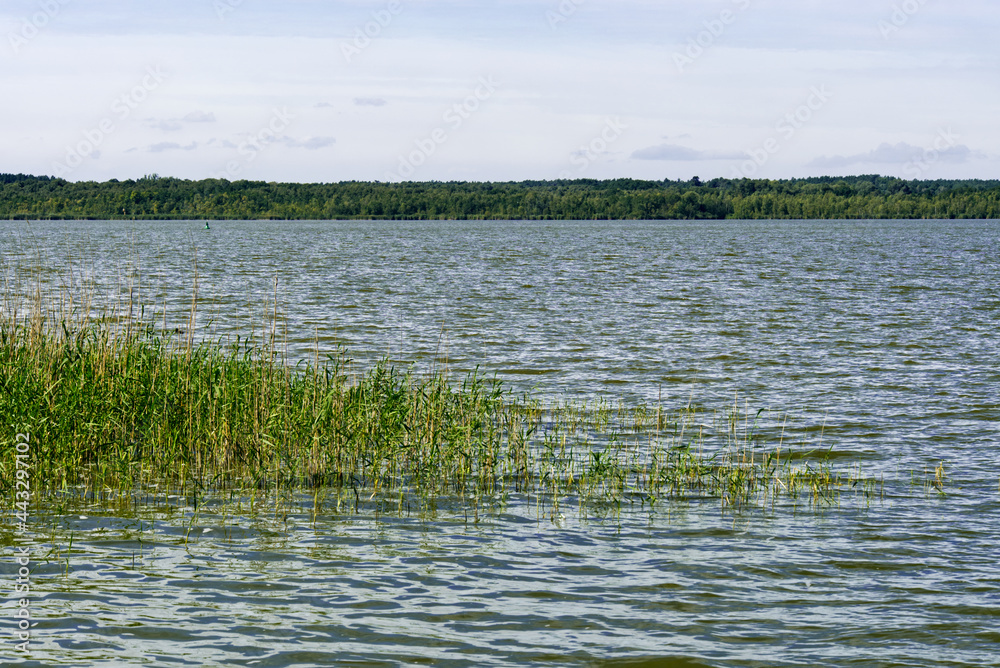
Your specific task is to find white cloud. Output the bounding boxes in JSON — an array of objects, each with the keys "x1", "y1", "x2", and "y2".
[
  {"x1": 183, "y1": 111, "x2": 216, "y2": 123},
  {"x1": 632, "y1": 144, "x2": 744, "y2": 161},
  {"x1": 145, "y1": 111, "x2": 215, "y2": 133},
  {"x1": 147, "y1": 120, "x2": 184, "y2": 132},
  {"x1": 809, "y1": 142, "x2": 986, "y2": 169},
  {"x1": 279, "y1": 136, "x2": 336, "y2": 150},
  {"x1": 146, "y1": 141, "x2": 198, "y2": 153}
]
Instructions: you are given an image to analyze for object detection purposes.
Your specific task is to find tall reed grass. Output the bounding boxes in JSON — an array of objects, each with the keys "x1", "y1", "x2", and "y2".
[{"x1": 0, "y1": 276, "x2": 881, "y2": 515}]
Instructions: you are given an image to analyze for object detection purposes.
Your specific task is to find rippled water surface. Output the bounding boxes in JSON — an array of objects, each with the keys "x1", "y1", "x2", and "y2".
[{"x1": 2, "y1": 219, "x2": 999, "y2": 666}]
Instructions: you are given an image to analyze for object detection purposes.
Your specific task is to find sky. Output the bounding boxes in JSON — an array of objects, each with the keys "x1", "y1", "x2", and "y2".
[{"x1": 1, "y1": 0, "x2": 998, "y2": 184}]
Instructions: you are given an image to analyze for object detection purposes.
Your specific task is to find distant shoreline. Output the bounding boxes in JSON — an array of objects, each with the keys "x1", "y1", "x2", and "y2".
[{"x1": 3, "y1": 174, "x2": 999, "y2": 220}]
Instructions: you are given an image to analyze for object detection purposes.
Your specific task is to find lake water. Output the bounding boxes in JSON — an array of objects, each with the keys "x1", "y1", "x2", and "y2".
[{"x1": 2, "y1": 219, "x2": 999, "y2": 666}]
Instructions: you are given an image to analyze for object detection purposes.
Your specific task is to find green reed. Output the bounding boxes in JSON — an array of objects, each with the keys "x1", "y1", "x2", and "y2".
[{"x1": 0, "y1": 288, "x2": 882, "y2": 515}]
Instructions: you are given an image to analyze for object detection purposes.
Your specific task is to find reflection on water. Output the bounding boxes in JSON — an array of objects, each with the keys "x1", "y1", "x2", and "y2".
[{"x1": 2, "y1": 219, "x2": 999, "y2": 666}]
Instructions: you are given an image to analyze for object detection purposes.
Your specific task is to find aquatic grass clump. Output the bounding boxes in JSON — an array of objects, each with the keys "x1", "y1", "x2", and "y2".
[
  {"x1": 0, "y1": 310, "x2": 534, "y2": 500},
  {"x1": 519, "y1": 396, "x2": 885, "y2": 516},
  {"x1": 0, "y1": 293, "x2": 885, "y2": 516}
]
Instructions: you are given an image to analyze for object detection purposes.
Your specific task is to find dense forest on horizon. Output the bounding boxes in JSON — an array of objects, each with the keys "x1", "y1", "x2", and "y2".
[{"x1": 2, "y1": 173, "x2": 999, "y2": 220}]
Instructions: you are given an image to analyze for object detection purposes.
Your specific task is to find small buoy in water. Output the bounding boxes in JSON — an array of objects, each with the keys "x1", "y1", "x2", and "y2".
[{"x1": 205, "y1": 222, "x2": 211, "y2": 230}]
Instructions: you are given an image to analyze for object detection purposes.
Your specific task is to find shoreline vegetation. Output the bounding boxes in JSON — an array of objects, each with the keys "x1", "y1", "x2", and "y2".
[
  {"x1": 2, "y1": 173, "x2": 1000, "y2": 220},
  {"x1": 0, "y1": 285, "x2": 892, "y2": 518}
]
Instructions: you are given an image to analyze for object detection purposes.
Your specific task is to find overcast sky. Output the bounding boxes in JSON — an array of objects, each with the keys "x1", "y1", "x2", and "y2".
[{"x1": 2, "y1": 0, "x2": 997, "y2": 183}]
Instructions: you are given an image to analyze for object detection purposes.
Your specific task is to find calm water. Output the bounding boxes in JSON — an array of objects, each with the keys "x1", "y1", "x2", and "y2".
[{"x1": 2, "y1": 219, "x2": 999, "y2": 666}]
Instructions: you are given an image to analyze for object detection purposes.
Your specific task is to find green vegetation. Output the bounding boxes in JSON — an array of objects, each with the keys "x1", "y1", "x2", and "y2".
[
  {"x1": 1, "y1": 289, "x2": 882, "y2": 516},
  {"x1": 2, "y1": 173, "x2": 999, "y2": 220}
]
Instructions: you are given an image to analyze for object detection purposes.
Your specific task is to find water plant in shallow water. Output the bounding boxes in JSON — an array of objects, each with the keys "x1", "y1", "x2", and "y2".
[{"x1": 0, "y1": 295, "x2": 884, "y2": 516}]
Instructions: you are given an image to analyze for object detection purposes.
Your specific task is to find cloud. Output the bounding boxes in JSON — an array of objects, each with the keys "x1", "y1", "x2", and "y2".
[
  {"x1": 279, "y1": 136, "x2": 336, "y2": 150},
  {"x1": 146, "y1": 111, "x2": 215, "y2": 132},
  {"x1": 315, "y1": 102, "x2": 334, "y2": 108},
  {"x1": 147, "y1": 120, "x2": 184, "y2": 132},
  {"x1": 572, "y1": 147, "x2": 616, "y2": 159},
  {"x1": 147, "y1": 141, "x2": 198, "y2": 153},
  {"x1": 353, "y1": 97, "x2": 387, "y2": 107},
  {"x1": 212, "y1": 135, "x2": 334, "y2": 152},
  {"x1": 631, "y1": 144, "x2": 743, "y2": 161},
  {"x1": 183, "y1": 111, "x2": 216, "y2": 123},
  {"x1": 808, "y1": 142, "x2": 984, "y2": 169}
]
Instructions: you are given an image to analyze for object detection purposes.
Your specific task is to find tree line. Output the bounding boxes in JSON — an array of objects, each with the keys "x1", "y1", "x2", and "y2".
[{"x1": 2, "y1": 173, "x2": 999, "y2": 220}]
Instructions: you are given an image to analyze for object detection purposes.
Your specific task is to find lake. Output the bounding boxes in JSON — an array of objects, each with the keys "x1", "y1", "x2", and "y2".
[{"x1": 3, "y1": 219, "x2": 999, "y2": 666}]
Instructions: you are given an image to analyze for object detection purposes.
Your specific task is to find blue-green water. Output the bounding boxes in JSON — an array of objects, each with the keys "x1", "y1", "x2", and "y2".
[{"x1": 2, "y1": 219, "x2": 999, "y2": 666}]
